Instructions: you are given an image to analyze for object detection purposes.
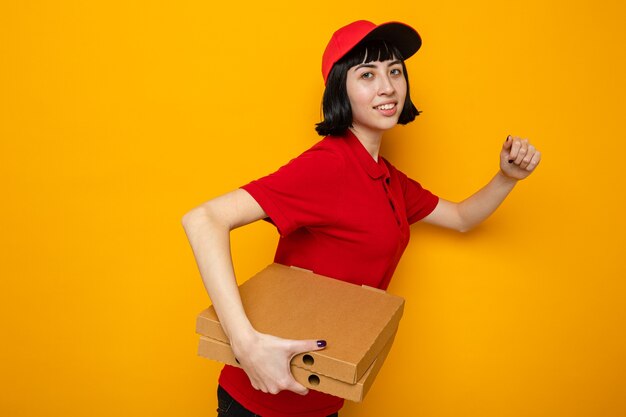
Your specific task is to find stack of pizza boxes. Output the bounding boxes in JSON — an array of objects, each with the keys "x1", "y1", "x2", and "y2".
[{"x1": 196, "y1": 263, "x2": 405, "y2": 402}]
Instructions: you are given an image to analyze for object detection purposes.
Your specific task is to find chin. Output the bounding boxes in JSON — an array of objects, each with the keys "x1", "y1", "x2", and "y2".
[{"x1": 378, "y1": 119, "x2": 401, "y2": 131}]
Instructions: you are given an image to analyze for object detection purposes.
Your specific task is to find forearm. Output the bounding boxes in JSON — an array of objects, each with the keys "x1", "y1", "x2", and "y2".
[
  {"x1": 182, "y1": 208, "x2": 255, "y2": 346},
  {"x1": 182, "y1": 203, "x2": 326, "y2": 395},
  {"x1": 457, "y1": 171, "x2": 518, "y2": 231}
]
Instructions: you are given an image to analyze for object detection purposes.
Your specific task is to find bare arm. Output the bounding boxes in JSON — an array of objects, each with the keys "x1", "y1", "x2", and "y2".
[
  {"x1": 182, "y1": 189, "x2": 325, "y2": 395},
  {"x1": 422, "y1": 135, "x2": 541, "y2": 232}
]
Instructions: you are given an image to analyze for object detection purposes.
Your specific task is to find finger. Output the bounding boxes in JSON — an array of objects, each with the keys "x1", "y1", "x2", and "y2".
[
  {"x1": 508, "y1": 138, "x2": 522, "y2": 162},
  {"x1": 285, "y1": 378, "x2": 310, "y2": 396},
  {"x1": 244, "y1": 367, "x2": 268, "y2": 393},
  {"x1": 289, "y1": 339, "x2": 327, "y2": 356},
  {"x1": 255, "y1": 379, "x2": 269, "y2": 394},
  {"x1": 502, "y1": 134, "x2": 513, "y2": 151},
  {"x1": 268, "y1": 371, "x2": 309, "y2": 395},
  {"x1": 250, "y1": 380, "x2": 263, "y2": 392},
  {"x1": 519, "y1": 144, "x2": 536, "y2": 169},
  {"x1": 502, "y1": 135, "x2": 514, "y2": 162},
  {"x1": 514, "y1": 139, "x2": 529, "y2": 165},
  {"x1": 525, "y1": 150, "x2": 542, "y2": 171}
]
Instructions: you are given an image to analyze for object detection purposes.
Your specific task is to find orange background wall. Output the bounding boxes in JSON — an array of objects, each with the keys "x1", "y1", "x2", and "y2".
[{"x1": 2, "y1": 1, "x2": 625, "y2": 416}]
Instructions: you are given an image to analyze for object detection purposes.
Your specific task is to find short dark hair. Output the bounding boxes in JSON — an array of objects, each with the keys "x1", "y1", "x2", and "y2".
[{"x1": 315, "y1": 39, "x2": 421, "y2": 137}]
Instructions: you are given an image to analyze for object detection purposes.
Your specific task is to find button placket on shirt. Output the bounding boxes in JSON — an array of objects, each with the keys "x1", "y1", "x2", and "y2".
[{"x1": 382, "y1": 176, "x2": 402, "y2": 227}]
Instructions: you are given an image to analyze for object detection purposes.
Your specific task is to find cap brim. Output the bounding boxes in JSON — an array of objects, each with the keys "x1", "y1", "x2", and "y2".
[{"x1": 360, "y1": 22, "x2": 422, "y2": 60}]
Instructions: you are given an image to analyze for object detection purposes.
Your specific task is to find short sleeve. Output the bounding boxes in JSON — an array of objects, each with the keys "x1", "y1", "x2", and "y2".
[
  {"x1": 240, "y1": 145, "x2": 344, "y2": 237},
  {"x1": 393, "y1": 166, "x2": 439, "y2": 225}
]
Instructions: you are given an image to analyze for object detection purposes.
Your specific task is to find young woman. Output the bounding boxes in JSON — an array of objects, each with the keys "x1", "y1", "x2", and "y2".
[{"x1": 182, "y1": 20, "x2": 541, "y2": 417}]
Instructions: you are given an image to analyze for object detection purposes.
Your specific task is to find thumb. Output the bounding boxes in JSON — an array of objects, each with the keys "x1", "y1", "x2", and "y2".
[
  {"x1": 290, "y1": 339, "x2": 327, "y2": 356},
  {"x1": 502, "y1": 134, "x2": 513, "y2": 151},
  {"x1": 285, "y1": 339, "x2": 327, "y2": 396}
]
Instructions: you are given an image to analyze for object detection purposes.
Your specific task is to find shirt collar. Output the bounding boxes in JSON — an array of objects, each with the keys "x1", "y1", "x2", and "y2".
[{"x1": 341, "y1": 129, "x2": 388, "y2": 180}]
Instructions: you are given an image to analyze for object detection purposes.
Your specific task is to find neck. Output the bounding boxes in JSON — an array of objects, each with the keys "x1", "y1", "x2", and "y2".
[{"x1": 348, "y1": 127, "x2": 382, "y2": 162}]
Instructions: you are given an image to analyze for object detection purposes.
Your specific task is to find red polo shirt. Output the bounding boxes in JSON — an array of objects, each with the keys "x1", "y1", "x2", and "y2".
[{"x1": 219, "y1": 129, "x2": 439, "y2": 417}]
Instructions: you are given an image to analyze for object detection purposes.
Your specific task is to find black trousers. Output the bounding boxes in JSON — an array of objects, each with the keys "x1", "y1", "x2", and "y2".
[{"x1": 217, "y1": 385, "x2": 339, "y2": 417}]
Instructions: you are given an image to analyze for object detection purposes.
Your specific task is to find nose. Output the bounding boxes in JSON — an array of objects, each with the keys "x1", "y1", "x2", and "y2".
[{"x1": 378, "y1": 74, "x2": 395, "y2": 95}]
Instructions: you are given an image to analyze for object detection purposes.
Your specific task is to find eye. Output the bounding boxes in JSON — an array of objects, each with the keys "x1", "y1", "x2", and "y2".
[
  {"x1": 361, "y1": 72, "x2": 374, "y2": 79},
  {"x1": 390, "y1": 68, "x2": 402, "y2": 76}
]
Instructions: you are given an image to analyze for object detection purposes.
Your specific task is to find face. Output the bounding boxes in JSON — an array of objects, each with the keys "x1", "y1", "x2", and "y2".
[{"x1": 346, "y1": 58, "x2": 407, "y2": 137}]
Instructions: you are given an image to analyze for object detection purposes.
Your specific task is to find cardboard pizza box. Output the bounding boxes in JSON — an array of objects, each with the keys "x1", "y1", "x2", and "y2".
[
  {"x1": 196, "y1": 263, "x2": 404, "y2": 384},
  {"x1": 197, "y1": 329, "x2": 397, "y2": 402}
]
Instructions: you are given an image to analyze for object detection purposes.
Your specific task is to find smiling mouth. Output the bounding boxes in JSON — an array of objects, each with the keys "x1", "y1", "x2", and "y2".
[{"x1": 374, "y1": 103, "x2": 396, "y2": 110}]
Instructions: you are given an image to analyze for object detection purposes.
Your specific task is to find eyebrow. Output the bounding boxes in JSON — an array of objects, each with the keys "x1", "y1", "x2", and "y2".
[{"x1": 354, "y1": 60, "x2": 402, "y2": 71}]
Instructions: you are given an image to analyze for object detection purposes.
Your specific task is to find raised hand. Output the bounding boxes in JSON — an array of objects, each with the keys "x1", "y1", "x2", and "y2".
[{"x1": 500, "y1": 135, "x2": 541, "y2": 180}]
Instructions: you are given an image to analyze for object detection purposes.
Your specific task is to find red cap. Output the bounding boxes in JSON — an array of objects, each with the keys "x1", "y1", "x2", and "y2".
[{"x1": 321, "y1": 20, "x2": 422, "y2": 84}]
